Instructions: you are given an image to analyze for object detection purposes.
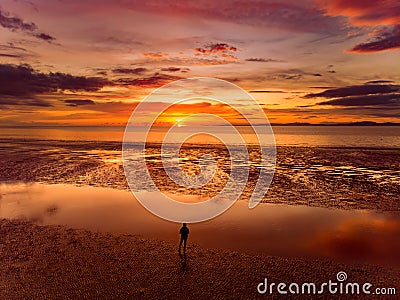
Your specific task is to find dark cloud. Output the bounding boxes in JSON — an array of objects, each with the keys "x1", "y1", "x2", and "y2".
[
  {"x1": 0, "y1": 9, "x2": 55, "y2": 42},
  {"x1": 194, "y1": 43, "x2": 238, "y2": 62},
  {"x1": 266, "y1": 69, "x2": 324, "y2": 81},
  {"x1": 113, "y1": 73, "x2": 180, "y2": 87},
  {"x1": 348, "y1": 25, "x2": 400, "y2": 53},
  {"x1": 64, "y1": 99, "x2": 96, "y2": 107},
  {"x1": 0, "y1": 97, "x2": 52, "y2": 107},
  {"x1": 34, "y1": 32, "x2": 56, "y2": 42},
  {"x1": 0, "y1": 9, "x2": 37, "y2": 31},
  {"x1": 0, "y1": 53, "x2": 21, "y2": 58},
  {"x1": 245, "y1": 58, "x2": 286, "y2": 63},
  {"x1": 0, "y1": 43, "x2": 31, "y2": 59},
  {"x1": 0, "y1": 64, "x2": 109, "y2": 97},
  {"x1": 195, "y1": 43, "x2": 237, "y2": 55},
  {"x1": 305, "y1": 82, "x2": 400, "y2": 112},
  {"x1": 112, "y1": 67, "x2": 147, "y2": 75},
  {"x1": 305, "y1": 84, "x2": 400, "y2": 98},
  {"x1": 193, "y1": 43, "x2": 238, "y2": 63},
  {"x1": 318, "y1": 94, "x2": 400, "y2": 107},
  {"x1": 161, "y1": 67, "x2": 186, "y2": 72},
  {"x1": 264, "y1": 105, "x2": 400, "y2": 119},
  {"x1": 0, "y1": 43, "x2": 27, "y2": 52},
  {"x1": 365, "y1": 80, "x2": 394, "y2": 84}
]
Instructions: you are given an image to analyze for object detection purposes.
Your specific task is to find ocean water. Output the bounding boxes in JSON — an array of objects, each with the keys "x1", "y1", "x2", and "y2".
[{"x1": 0, "y1": 126, "x2": 399, "y2": 147}]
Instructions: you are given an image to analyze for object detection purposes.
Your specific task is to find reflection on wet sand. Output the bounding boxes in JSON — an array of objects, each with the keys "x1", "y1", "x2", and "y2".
[
  {"x1": 1, "y1": 139, "x2": 399, "y2": 211},
  {"x1": 1, "y1": 182, "x2": 399, "y2": 267}
]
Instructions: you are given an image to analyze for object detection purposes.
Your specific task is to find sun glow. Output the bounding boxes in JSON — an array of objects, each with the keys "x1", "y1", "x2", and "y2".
[{"x1": 175, "y1": 118, "x2": 185, "y2": 127}]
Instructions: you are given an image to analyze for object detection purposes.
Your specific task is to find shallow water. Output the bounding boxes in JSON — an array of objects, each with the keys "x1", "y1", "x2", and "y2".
[
  {"x1": 1, "y1": 126, "x2": 399, "y2": 147},
  {"x1": 1, "y1": 182, "x2": 399, "y2": 267}
]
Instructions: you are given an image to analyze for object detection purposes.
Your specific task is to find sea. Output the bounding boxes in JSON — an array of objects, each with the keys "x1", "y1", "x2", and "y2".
[{"x1": 0, "y1": 125, "x2": 399, "y2": 147}]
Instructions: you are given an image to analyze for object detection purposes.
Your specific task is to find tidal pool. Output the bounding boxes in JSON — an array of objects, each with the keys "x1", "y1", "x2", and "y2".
[{"x1": 1, "y1": 182, "x2": 399, "y2": 267}]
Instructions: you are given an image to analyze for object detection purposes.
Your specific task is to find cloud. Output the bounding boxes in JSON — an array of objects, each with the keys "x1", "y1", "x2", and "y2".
[
  {"x1": 317, "y1": 94, "x2": 400, "y2": 107},
  {"x1": 365, "y1": 80, "x2": 394, "y2": 84},
  {"x1": 316, "y1": 0, "x2": 400, "y2": 53},
  {"x1": 113, "y1": 73, "x2": 180, "y2": 87},
  {"x1": 0, "y1": 8, "x2": 55, "y2": 42},
  {"x1": 109, "y1": 0, "x2": 343, "y2": 34},
  {"x1": 194, "y1": 43, "x2": 238, "y2": 62},
  {"x1": 0, "y1": 64, "x2": 109, "y2": 97},
  {"x1": 143, "y1": 52, "x2": 170, "y2": 59},
  {"x1": 259, "y1": 68, "x2": 325, "y2": 81},
  {"x1": 317, "y1": 0, "x2": 399, "y2": 26},
  {"x1": 64, "y1": 99, "x2": 96, "y2": 107},
  {"x1": 139, "y1": 49, "x2": 238, "y2": 66},
  {"x1": 348, "y1": 25, "x2": 400, "y2": 53},
  {"x1": 0, "y1": 43, "x2": 27, "y2": 52},
  {"x1": 0, "y1": 9, "x2": 36, "y2": 31},
  {"x1": 305, "y1": 84, "x2": 400, "y2": 98},
  {"x1": 0, "y1": 43, "x2": 32, "y2": 59},
  {"x1": 195, "y1": 43, "x2": 237, "y2": 55},
  {"x1": 161, "y1": 67, "x2": 188, "y2": 72},
  {"x1": 34, "y1": 32, "x2": 56, "y2": 42},
  {"x1": 245, "y1": 58, "x2": 286, "y2": 63},
  {"x1": 305, "y1": 82, "x2": 400, "y2": 110},
  {"x1": 0, "y1": 97, "x2": 52, "y2": 107},
  {"x1": 112, "y1": 67, "x2": 147, "y2": 75},
  {"x1": 0, "y1": 53, "x2": 21, "y2": 58}
]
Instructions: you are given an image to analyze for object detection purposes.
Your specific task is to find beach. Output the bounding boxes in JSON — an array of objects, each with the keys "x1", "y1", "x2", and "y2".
[
  {"x1": 1, "y1": 219, "x2": 399, "y2": 299},
  {"x1": 0, "y1": 133, "x2": 399, "y2": 299}
]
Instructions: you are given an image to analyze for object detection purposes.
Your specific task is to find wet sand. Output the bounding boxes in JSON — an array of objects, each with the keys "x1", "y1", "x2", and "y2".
[
  {"x1": 0, "y1": 139, "x2": 399, "y2": 211},
  {"x1": 1, "y1": 219, "x2": 399, "y2": 299},
  {"x1": 2, "y1": 183, "x2": 400, "y2": 268}
]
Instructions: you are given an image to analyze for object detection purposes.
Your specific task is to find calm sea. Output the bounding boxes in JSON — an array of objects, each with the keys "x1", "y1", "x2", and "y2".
[{"x1": 0, "y1": 126, "x2": 399, "y2": 148}]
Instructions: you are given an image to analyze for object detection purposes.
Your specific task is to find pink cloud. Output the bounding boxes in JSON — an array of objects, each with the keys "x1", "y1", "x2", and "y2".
[{"x1": 316, "y1": 0, "x2": 400, "y2": 53}]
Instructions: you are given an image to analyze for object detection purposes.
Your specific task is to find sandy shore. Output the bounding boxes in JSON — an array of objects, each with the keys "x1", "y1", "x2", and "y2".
[{"x1": 1, "y1": 219, "x2": 399, "y2": 299}]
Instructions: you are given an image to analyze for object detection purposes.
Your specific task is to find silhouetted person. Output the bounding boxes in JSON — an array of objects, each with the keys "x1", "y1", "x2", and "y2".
[{"x1": 179, "y1": 223, "x2": 189, "y2": 254}]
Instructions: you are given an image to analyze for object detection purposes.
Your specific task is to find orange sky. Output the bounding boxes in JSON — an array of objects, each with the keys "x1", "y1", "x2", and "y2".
[{"x1": 0, "y1": 0, "x2": 399, "y2": 126}]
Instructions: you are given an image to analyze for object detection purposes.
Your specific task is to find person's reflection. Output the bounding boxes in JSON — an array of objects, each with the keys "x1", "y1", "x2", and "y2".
[
  {"x1": 180, "y1": 252, "x2": 188, "y2": 271},
  {"x1": 178, "y1": 223, "x2": 189, "y2": 255}
]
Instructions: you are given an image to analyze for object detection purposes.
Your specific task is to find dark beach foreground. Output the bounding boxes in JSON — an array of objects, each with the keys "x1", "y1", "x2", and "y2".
[{"x1": 1, "y1": 219, "x2": 399, "y2": 299}]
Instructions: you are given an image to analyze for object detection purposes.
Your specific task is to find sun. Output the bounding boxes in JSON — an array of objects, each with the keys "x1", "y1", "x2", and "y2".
[{"x1": 174, "y1": 118, "x2": 185, "y2": 127}]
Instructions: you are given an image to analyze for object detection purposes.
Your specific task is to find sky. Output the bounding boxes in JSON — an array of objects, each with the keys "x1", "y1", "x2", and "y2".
[{"x1": 0, "y1": 0, "x2": 399, "y2": 126}]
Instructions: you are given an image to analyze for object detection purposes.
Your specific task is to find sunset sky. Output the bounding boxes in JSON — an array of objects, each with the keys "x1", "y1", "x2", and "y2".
[{"x1": 0, "y1": 0, "x2": 399, "y2": 126}]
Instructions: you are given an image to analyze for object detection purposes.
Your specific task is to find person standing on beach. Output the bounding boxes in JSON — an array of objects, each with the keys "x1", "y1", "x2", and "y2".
[{"x1": 178, "y1": 223, "x2": 189, "y2": 254}]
